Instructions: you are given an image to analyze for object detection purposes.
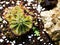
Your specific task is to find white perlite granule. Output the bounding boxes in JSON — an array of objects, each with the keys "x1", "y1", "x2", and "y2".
[
  {"x1": 6, "y1": 2, "x2": 9, "y2": 4},
  {"x1": 0, "y1": 39, "x2": 4, "y2": 42},
  {"x1": 0, "y1": 17, "x2": 2, "y2": 21},
  {"x1": 2, "y1": 35, "x2": 6, "y2": 39},
  {"x1": 0, "y1": 6, "x2": 3, "y2": 9}
]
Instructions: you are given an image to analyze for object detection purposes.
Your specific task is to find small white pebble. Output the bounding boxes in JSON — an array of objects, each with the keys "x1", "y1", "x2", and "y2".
[
  {"x1": 2, "y1": 36, "x2": 6, "y2": 39},
  {"x1": 1, "y1": 33, "x2": 3, "y2": 35},
  {"x1": 16, "y1": 2, "x2": 20, "y2": 5},
  {"x1": 38, "y1": 17, "x2": 40, "y2": 19},
  {"x1": 11, "y1": 43, "x2": 14, "y2": 45},
  {"x1": 33, "y1": 40, "x2": 35, "y2": 42},
  {"x1": 44, "y1": 43, "x2": 46, "y2": 44},
  {"x1": 25, "y1": 4, "x2": 27, "y2": 6},
  {"x1": 5, "y1": 39, "x2": 7, "y2": 40},
  {"x1": 34, "y1": 13, "x2": 37, "y2": 16},
  {"x1": 16, "y1": 1, "x2": 20, "y2": 5},
  {"x1": 35, "y1": 4, "x2": 37, "y2": 6},
  {"x1": 0, "y1": 6, "x2": 3, "y2": 10},
  {"x1": 0, "y1": 2, "x2": 4, "y2": 4},
  {"x1": 3, "y1": 4, "x2": 5, "y2": 7},
  {"x1": 49, "y1": 43, "x2": 51, "y2": 44},
  {"x1": 8, "y1": 7, "x2": 13, "y2": 9},
  {"x1": 1, "y1": 25, "x2": 3, "y2": 28},
  {"x1": 38, "y1": 15, "x2": 40, "y2": 16},
  {"x1": 46, "y1": 31, "x2": 49, "y2": 33},
  {"x1": 39, "y1": 19, "x2": 41, "y2": 21},
  {"x1": 12, "y1": 1, "x2": 15, "y2": 4},
  {"x1": 33, "y1": 7, "x2": 36, "y2": 9},
  {"x1": 29, "y1": 39, "x2": 31, "y2": 41},
  {"x1": 23, "y1": 42, "x2": 25, "y2": 44},
  {"x1": 37, "y1": 5, "x2": 42, "y2": 13},
  {"x1": 6, "y1": 2, "x2": 9, "y2": 4},
  {"x1": 51, "y1": 44, "x2": 53, "y2": 45},
  {"x1": 7, "y1": 40, "x2": 9, "y2": 43},
  {"x1": 32, "y1": 4, "x2": 35, "y2": 6},
  {"x1": 43, "y1": 29, "x2": 46, "y2": 31},
  {"x1": 31, "y1": 34, "x2": 33, "y2": 37},
  {"x1": 10, "y1": 41, "x2": 14, "y2": 45},
  {"x1": 28, "y1": 36, "x2": 32, "y2": 38},
  {"x1": 1, "y1": 1, "x2": 6, "y2": 4},
  {"x1": 18, "y1": 44, "x2": 23, "y2": 45},
  {"x1": 10, "y1": 41, "x2": 12, "y2": 43},
  {"x1": 37, "y1": 37, "x2": 40, "y2": 40},
  {"x1": 40, "y1": 39, "x2": 43, "y2": 41},
  {"x1": 0, "y1": 39, "x2": 4, "y2": 42},
  {"x1": 3, "y1": 20, "x2": 7, "y2": 24},
  {"x1": 28, "y1": 3, "x2": 31, "y2": 5},
  {"x1": 13, "y1": 40, "x2": 15, "y2": 44},
  {"x1": 0, "y1": 1, "x2": 4, "y2": 4},
  {"x1": 35, "y1": 22, "x2": 38, "y2": 25},
  {"x1": 27, "y1": 7, "x2": 31, "y2": 9},
  {"x1": 42, "y1": 8, "x2": 45, "y2": 11},
  {"x1": 42, "y1": 31, "x2": 44, "y2": 34},
  {"x1": 0, "y1": 17, "x2": 2, "y2": 21}
]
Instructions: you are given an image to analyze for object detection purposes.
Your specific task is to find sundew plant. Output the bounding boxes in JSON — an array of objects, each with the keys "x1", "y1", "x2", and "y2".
[{"x1": 4, "y1": 5, "x2": 33, "y2": 36}]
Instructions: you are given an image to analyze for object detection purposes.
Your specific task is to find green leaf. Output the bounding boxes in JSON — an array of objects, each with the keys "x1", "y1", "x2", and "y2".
[
  {"x1": 34, "y1": 30, "x2": 40, "y2": 36},
  {"x1": 10, "y1": 23, "x2": 18, "y2": 29},
  {"x1": 33, "y1": 27, "x2": 40, "y2": 36},
  {"x1": 12, "y1": 24, "x2": 21, "y2": 35}
]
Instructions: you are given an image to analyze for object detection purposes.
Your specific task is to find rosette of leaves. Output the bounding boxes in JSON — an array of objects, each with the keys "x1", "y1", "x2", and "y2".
[{"x1": 4, "y1": 6, "x2": 33, "y2": 36}]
